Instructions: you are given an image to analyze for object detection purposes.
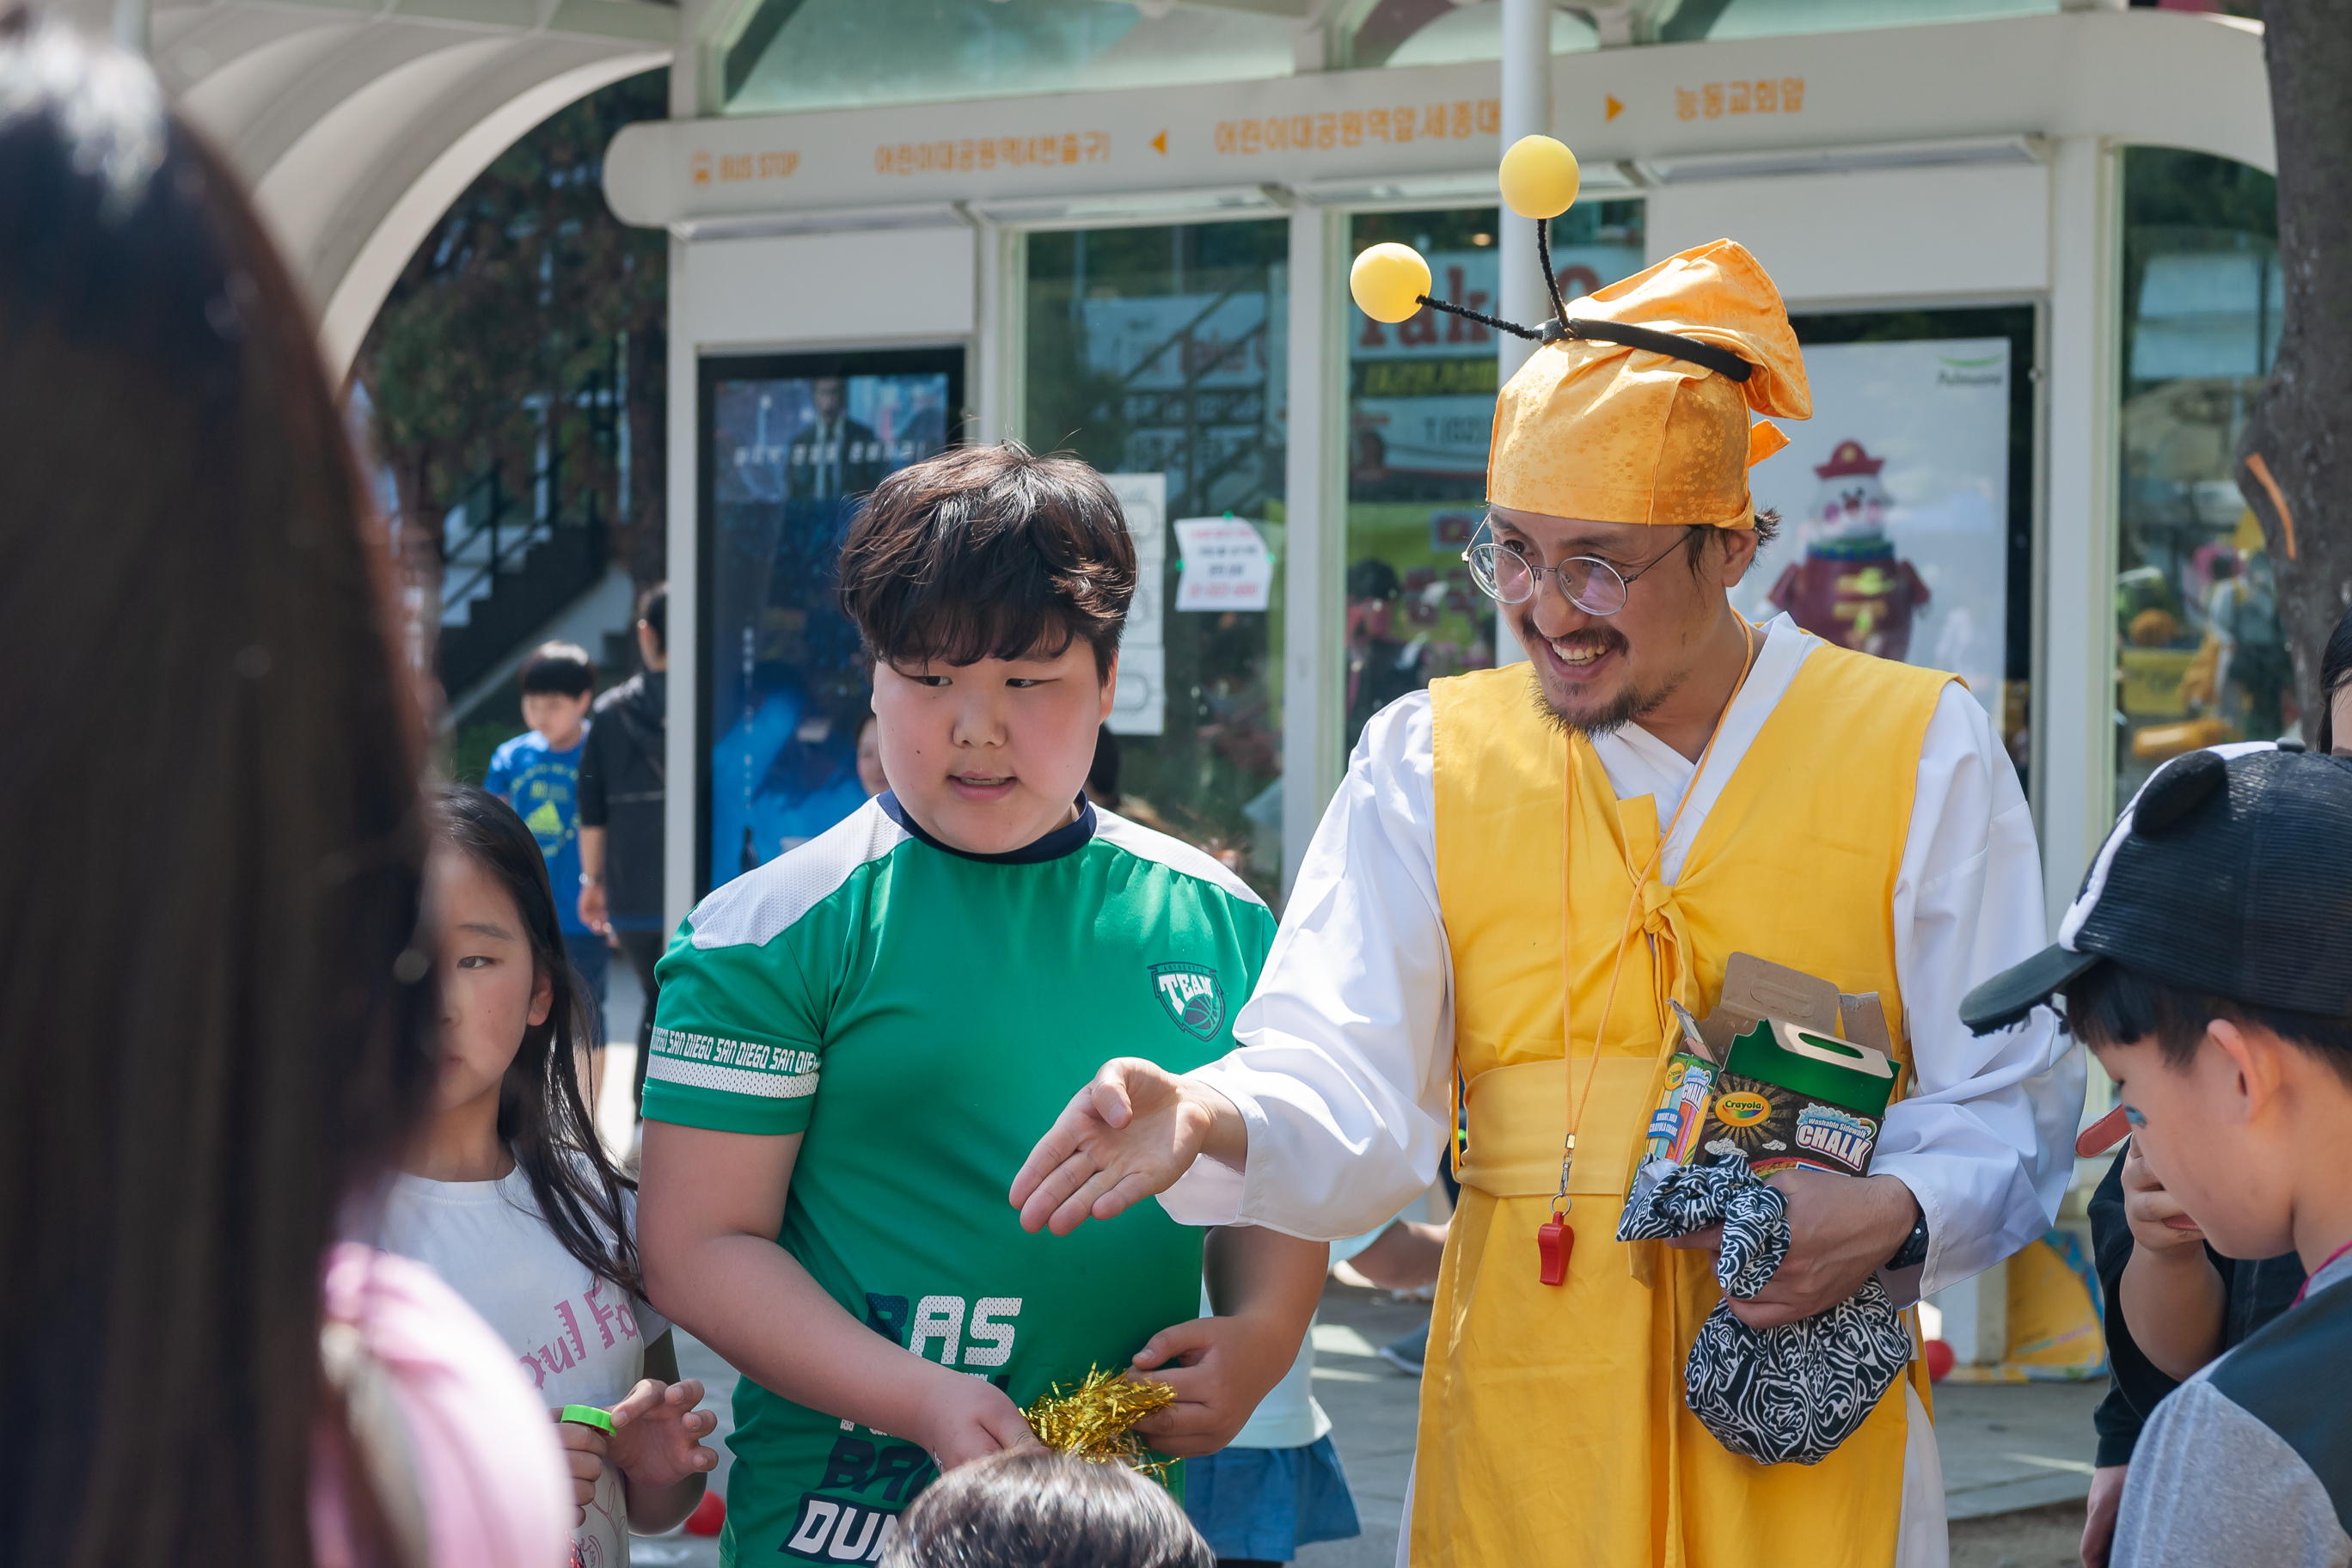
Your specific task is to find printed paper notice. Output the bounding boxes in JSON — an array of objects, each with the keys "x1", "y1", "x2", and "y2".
[
  {"x1": 1106, "y1": 475, "x2": 1167, "y2": 735},
  {"x1": 1173, "y1": 517, "x2": 1273, "y2": 612}
]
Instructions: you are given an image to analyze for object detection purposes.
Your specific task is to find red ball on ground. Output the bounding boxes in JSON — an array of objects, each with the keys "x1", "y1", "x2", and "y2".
[
  {"x1": 684, "y1": 1490, "x2": 727, "y2": 1537},
  {"x1": 1923, "y1": 1338, "x2": 1956, "y2": 1381}
]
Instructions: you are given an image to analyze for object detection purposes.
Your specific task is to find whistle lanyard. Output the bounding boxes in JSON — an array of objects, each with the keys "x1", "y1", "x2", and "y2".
[{"x1": 1539, "y1": 618, "x2": 1756, "y2": 1287}]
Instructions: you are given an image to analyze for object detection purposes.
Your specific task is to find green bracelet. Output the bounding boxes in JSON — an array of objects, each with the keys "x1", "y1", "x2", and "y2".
[{"x1": 559, "y1": 1404, "x2": 616, "y2": 1433}]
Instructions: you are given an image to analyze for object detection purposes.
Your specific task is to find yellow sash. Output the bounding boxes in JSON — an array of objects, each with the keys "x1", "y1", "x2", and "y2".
[{"x1": 1414, "y1": 642, "x2": 1952, "y2": 1568}]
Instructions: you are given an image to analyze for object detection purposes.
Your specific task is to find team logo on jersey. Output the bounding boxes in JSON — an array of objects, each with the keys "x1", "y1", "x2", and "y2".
[{"x1": 1150, "y1": 963, "x2": 1225, "y2": 1041}]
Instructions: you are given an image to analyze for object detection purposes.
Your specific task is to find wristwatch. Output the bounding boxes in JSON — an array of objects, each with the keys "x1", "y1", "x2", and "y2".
[
  {"x1": 1887, "y1": 1213, "x2": 1931, "y2": 1271},
  {"x1": 579, "y1": 873, "x2": 603, "y2": 887}
]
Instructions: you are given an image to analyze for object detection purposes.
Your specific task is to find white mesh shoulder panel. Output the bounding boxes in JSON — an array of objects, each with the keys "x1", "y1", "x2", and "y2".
[
  {"x1": 1091, "y1": 807, "x2": 1266, "y2": 910},
  {"x1": 688, "y1": 799, "x2": 912, "y2": 950}
]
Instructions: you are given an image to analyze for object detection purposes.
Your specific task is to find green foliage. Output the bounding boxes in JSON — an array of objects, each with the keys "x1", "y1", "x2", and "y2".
[{"x1": 354, "y1": 70, "x2": 671, "y2": 585}]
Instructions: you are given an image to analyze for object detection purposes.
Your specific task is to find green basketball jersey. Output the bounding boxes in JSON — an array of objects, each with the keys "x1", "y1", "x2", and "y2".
[{"x1": 644, "y1": 794, "x2": 1276, "y2": 1566}]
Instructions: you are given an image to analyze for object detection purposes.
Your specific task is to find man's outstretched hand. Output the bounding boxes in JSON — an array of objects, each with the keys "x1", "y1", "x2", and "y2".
[{"x1": 1009, "y1": 1058, "x2": 1247, "y2": 1235}]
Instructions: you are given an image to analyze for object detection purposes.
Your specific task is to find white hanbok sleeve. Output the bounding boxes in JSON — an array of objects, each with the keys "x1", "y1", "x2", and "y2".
[
  {"x1": 1874, "y1": 683, "x2": 2087, "y2": 1298},
  {"x1": 1156, "y1": 693, "x2": 1455, "y2": 1240}
]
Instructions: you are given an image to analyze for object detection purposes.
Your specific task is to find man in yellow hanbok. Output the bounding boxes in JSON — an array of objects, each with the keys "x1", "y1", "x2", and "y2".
[{"x1": 1014, "y1": 220, "x2": 2083, "y2": 1566}]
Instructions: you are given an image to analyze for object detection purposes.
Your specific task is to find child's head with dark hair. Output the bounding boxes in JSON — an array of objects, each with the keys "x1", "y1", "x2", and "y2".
[
  {"x1": 2057, "y1": 961, "x2": 2352, "y2": 1077},
  {"x1": 839, "y1": 444, "x2": 1136, "y2": 856},
  {"x1": 426, "y1": 784, "x2": 640, "y2": 1296},
  {"x1": 518, "y1": 640, "x2": 595, "y2": 749},
  {"x1": 838, "y1": 443, "x2": 1136, "y2": 682},
  {"x1": 520, "y1": 640, "x2": 595, "y2": 697},
  {"x1": 1966, "y1": 745, "x2": 2352, "y2": 1272},
  {"x1": 880, "y1": 1452, "x2": 1212, "y2": 1568},
  {"x1": 2056, "y1": 955, "x2": 2352, "y2": 1270}
]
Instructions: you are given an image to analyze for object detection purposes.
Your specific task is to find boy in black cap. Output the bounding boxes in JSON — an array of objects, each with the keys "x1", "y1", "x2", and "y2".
[{"x1": 1962, "y1": 742, "x2": 2352, "y2": 1568}]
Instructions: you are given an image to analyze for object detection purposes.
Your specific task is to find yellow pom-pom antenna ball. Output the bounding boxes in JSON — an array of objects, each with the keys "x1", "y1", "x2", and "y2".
[
  {"x1": 1498, "y1": 135, "x2": 1580, "y2": 220},
  {"x1": 1349, "y1": 242, "x2": 1432, "y2": 325}
]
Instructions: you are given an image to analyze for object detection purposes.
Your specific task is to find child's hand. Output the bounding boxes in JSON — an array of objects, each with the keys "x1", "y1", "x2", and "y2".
[
  {"x1": 549, "y1": 1410, "x2": 606, "y2": 1527},
  {"x1": 2121, "y1": 1142, "x2": 2205, "y2": 1253},
  {"x1": 914, "y1": 1370, "x2": 1046, "y2": 1473},
  {"x1": 1128, "y1": 1314, "x2": 1296, "y2": 1458},
  {"x1": 604, "y1": 1378, "x2": 722, "y2": 1490}
]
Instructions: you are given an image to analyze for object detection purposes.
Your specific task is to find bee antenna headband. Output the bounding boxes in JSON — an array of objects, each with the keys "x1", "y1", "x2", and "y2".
[
  {"x1": 1350, "y1": 134, "x2": 1756, "y2": 385},
  {"x1": 1406, "y1": 282, "x2": 1758, "y2": 385}
]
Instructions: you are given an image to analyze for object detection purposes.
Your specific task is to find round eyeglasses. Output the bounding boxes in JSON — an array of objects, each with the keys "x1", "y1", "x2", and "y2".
[{"x1": 1462, "y1": 521, "x2": 1695, "y2": 616}]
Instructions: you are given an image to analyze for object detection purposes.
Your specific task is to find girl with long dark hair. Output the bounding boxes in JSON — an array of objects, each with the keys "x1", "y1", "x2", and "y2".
[
  {"x1": 376, "y1": 785, "x2": 717, "y2": 1560},
  {"x1": 0, "y1": 15, "x2": 571, "y2": 1567}
]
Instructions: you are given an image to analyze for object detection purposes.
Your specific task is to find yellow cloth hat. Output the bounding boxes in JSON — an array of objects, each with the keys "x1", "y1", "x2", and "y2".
[{"x1": 1486, "y1": 239, "x2": 1811, "y2": 529}]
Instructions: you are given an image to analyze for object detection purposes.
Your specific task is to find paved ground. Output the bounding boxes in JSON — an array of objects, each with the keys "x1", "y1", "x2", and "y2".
[
  {"x1": 596, "y1": 978, "x2": 2109, "y2": 1565},
  {"x1": 1948, "y1": 1501, "x2": 2094, "y2": 1568}
]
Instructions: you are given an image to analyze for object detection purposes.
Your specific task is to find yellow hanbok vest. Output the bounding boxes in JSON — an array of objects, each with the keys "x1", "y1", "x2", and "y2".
[{"x1": 1414, "y1": 640, "x2": 1951, "y2": 1568}]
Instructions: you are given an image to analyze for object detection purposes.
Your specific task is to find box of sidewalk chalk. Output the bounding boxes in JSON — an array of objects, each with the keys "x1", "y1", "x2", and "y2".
[
  {"x1": 1642, "y1": 952, "x2": 1903, "y2": 1179},
  {"x1": 1698, "y1": 1019, "x2": 1896, "y2": 1178}
]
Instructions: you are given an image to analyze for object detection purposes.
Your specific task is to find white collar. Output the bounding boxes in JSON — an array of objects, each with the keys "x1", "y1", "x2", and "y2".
[{"x1": 1588, "y1": 614, "x2": 1820, "y2": 883}]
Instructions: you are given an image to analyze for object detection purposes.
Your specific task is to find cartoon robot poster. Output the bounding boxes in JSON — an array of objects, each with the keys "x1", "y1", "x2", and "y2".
[
  {"x1": 1767, "y1": 439, "x2": 1932, "y2": 662},
  {"x1": 1737, "y1": 338, "x2": 2012, "y2": 716}
]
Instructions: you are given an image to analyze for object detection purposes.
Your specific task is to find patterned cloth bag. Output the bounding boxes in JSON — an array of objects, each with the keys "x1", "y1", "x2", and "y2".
[{"x1": 1618, "y1": 1157, "x2": 1914, "y2": 1465}]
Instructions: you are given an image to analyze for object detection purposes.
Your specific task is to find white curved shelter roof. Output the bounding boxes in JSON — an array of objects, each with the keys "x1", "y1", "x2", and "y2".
[{"x1": 32, "y1": 0, "x2": 675, "y2": 378}]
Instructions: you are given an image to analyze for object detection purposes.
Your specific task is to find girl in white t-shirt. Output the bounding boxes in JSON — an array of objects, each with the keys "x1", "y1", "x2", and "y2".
[{"x1": 381, "y1": 783, "x2": 719, "y2": 1566}]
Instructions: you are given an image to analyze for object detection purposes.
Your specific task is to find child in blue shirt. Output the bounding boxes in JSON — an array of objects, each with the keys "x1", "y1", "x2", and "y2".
[{"x1": 485, "y1": 640, "x2": 607, "y2": 1097}]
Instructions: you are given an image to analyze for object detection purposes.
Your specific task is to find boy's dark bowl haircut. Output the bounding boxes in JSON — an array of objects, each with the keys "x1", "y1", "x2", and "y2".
[
  {"x1": 2058, "y1": 960, "x2": 2352, "y2": 1084},
  {"x1": 839, "y1": 444, "x2": 1136, "y2": 679},
  {"x1": 882, "y1": 1450, "x2": 1212, "y2": 1568},
  {"x1": 519, "y1": 640, "x2": 595, "y2": 697}
]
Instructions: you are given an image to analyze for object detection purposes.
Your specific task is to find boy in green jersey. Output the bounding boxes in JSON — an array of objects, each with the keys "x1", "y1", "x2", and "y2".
[{"x1": 637, "y1": 445, "x2": 1328, "y2": 1566}]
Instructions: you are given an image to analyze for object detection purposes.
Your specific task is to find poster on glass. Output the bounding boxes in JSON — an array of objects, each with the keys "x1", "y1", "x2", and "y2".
[
  {"x1": 1341, "y1": 208, "x2": 1646, "y2": 750},
  {"x1": 1736, "y1": 337, "x2": 2012, "y2": 720},
  {"x1": 700, "y1": 349, "x2": 962, "y2": 892}
]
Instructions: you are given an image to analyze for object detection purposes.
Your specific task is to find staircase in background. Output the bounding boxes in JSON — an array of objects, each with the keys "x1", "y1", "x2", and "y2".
[{"x1": 436, "y1": 364, "x2": 621, "y2": 699}]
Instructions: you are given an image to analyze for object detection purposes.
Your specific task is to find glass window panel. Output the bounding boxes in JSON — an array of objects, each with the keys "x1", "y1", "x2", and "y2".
[
  {"x1": 1025, "y1": 222, "x2": 1289, "y2": 904},
  {"x1": 701, "y1": 350, "x2": 963, "y2": 893},
  {"x1": 2114, "y1": 148, "x2": 2284, "y2": 811},
  {"x1": 1342, "y1": 0, "x2": 1597, "y2": 69},
  {"x1": 1340, "y1": 203, "x2": 1644, "y2": 754},
  {"x1": 725, "y1": 0, "x2": 1292, "y2": 117},
  {"x1": 1754, "y1": 309, "x2": 2038, "y2": 794},
  {"x1": 1683, "y1": 0, "x2": 2055, "y2": 43}
]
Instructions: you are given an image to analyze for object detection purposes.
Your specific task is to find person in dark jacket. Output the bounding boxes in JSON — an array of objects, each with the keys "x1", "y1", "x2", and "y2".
[{"x1": 578, "y1": 583, "x2": 668, "y2": 1122}]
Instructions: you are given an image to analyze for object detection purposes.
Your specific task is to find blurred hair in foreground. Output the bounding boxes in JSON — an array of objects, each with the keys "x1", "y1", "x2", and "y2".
[{"x1": 0, "y1": 13, "x2": 434, "y2": 1565}]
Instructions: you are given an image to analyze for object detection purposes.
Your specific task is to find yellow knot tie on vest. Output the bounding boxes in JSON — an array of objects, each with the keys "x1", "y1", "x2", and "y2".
[{"x1": 1637, "y1": 878, "x2": 1698, "y2": 1030}]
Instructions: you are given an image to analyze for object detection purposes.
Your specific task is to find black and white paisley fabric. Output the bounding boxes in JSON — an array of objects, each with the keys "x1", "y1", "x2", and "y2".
[
  {"x1": 1683, "y1": 1273, "x2": 1915, "y2": 1465},
  {"x1": 1616, "y1": 1155, "x2": 1913, "y2": 1466},
  {"x1": 1617, "y1": 1157, "x2": 1789, "y2": 1298}
]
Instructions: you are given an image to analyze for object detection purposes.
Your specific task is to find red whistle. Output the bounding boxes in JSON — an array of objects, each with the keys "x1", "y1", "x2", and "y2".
[{"x1": 1537, "y1": 1216, "x2": 1573, "y2": 1286}]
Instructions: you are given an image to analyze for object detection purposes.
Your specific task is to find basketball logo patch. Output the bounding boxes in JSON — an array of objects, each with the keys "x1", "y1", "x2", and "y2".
[{"x1": 1149, "y1": 963, "x2": 1225, "y2": 1042}]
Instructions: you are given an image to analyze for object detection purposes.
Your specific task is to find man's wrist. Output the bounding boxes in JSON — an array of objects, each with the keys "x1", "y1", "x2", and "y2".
[{"x1": 1874, "y1": 1174, "x2": 1926, "y2": 1265}]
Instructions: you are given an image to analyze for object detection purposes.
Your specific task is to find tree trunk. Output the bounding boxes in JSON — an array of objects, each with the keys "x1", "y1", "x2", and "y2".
[{"x1": 2236, "y1": 0, "x2": 2352, "y2": 733}]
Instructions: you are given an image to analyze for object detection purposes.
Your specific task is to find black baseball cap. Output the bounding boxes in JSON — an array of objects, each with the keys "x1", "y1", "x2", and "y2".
[{"x1": 1960, "y1": 743, "x2": 2352, "y2": 1035}]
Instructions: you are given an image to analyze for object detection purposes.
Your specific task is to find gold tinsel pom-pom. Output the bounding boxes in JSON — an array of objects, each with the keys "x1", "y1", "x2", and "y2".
[{"x1": 1023, "y1": 1367, "x2": 1179, "y2": 1476}]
